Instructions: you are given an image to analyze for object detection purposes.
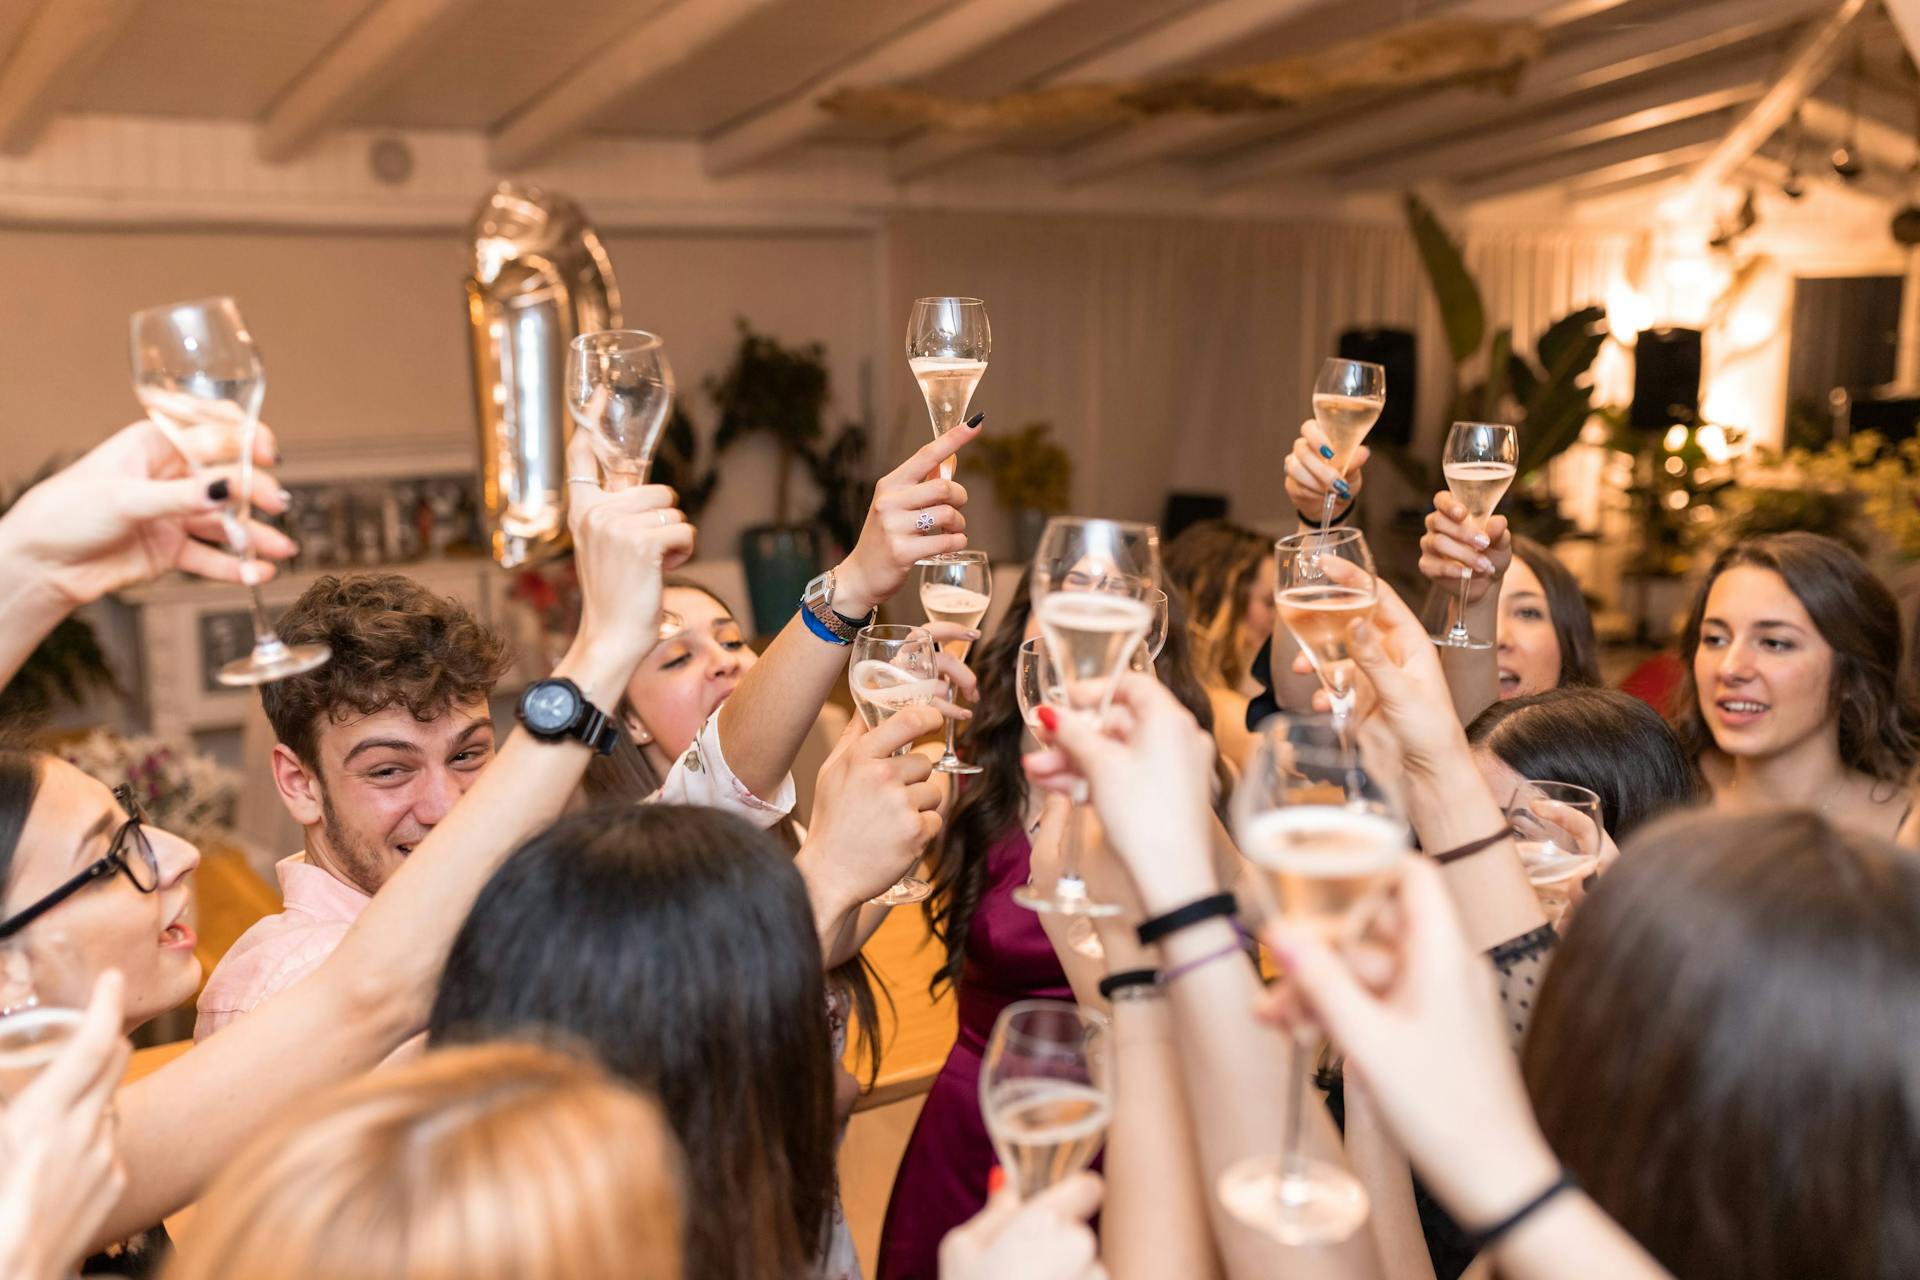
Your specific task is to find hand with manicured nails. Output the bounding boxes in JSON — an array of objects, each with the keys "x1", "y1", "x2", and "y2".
[
  {"x1": 1285, "y1": 418, "x2": 1368, "y2": 523},
  {"x1": 565, "y1": 430, "x2": 695, "y2": 672},
  {"x1": 1259, "y1": 858, "x2": 1562, "y2": 1228},
  {"x1": 833, "y1": 420, "x2": 983, "y2": 617},
  {"x1": 940, "y1": 1170, "x2": 1108, "y2": 1280},
  {"x1": 1419, "y1": 489, "x2": 1512, "y2": 601},
  {"x1": 0, "y1": 971, "x2": 130, "y2": 1280},
  {"x1": 802, "y1": 705, "x2": 948, "y2": 904},
  {"x1": 0, "y1": 419, "x2": 296, "y2": 607}
]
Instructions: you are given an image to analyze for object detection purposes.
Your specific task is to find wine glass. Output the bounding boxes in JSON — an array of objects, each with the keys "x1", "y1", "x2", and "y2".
[
  {"x1": 1273, "y1": 528, "x2": 1378, "y2": 743},
  {"x1": 1130, "y1": 586, "x2": 1170, "y2": 673},
  {"x1": 1016, "y1": 518, "x2": 1161, "y2": 917},
  {"x1": 1505, "y1": 779, "x2": 1603, "y2": 928},
  {"x1": 130, "y1": 297, "x2": 329, "y2": 686},
  {"x1": 906, "y1": 298, "x2": 990, "y2": 481},
  {"x1": 0, "y1": 931, "x2": 84, "y2": 1103},
  {"x1": 1310, "y1": 358, "x2": 1386, "y2": 532},
  {"x1": 919, "y1": 551, "x2": 993, "y2": 775},
  {"x1": 980, "y1": 1000, "x2": 1110, "y2": 1199},
  {"x1": 848, "y1": 625, "x2": 942, "y2": 905},
  {"x1": 567, "y1": 330, "x2": 675, "y2": 489},
  {"x1": 1217, "y1": 715, "x2": 1409, "y2": 1245},
  {"x1": 1433, "y1": 421, "x2": 1518, "y2": 650}
]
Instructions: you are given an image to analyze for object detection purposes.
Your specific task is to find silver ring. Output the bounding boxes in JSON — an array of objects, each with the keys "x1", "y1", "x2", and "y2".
[
  {"x1": 915, "y1": 512, "x2": 937, "y2": 534},
  {"x1": 656, "y1": 509, "x2": 670, "y2": 527},
  {"x1": 567, "y1": 475, "x2": 601, "y2": 486}
]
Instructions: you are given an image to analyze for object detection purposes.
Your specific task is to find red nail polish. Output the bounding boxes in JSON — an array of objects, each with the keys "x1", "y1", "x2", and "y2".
[
  {"x1": 1035, "y1": 705, "x2": 1058, "y2": 733},
  {"x1": 987, "y1": 1165, "x2": 1006, "y2": 1194}
]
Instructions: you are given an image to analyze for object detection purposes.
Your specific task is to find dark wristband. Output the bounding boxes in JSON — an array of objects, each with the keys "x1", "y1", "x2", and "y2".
[
  {"x1": 1293, "y1": 499, "x2": 1353, "y2": 527},
  {"x1": 1464, "y1": 1167, "x2": 1579, "y2": 1250},
  {"x1": 1097, "y1": 969, "x2": 1160, "y2": 1000},
  {"x1": 1431, "y1": 827, "x2": 1514, "y2": 866},
  {"x1": 1136, "y1": 892, "x2": 1238, "y2": 946}
]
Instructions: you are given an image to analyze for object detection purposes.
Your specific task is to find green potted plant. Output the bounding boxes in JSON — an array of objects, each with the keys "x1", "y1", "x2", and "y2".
[{"x1": 963, "y1": 421, "x2": 1072, "y2": 558}]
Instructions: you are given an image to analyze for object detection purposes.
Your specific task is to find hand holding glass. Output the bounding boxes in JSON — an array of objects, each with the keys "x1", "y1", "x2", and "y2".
[
  {"x1": 848, "y1": 625, "x2": 942, "y2": 905},
  {"x1": 1434, "y1": 421, "x2": 1518, "y2": 649},
  {"x1": 907, "y1": 298, "x2": 989, "y2": 481},
  {"x1": 567, "y1": 330, "x2": 675, "y2": 489},
  {"x1": 1310, "y1": 358, "x2": 1386, "y2": 531}
]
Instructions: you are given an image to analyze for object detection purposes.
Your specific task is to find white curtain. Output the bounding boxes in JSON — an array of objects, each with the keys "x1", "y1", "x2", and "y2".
[{"x1": 883, "y1": 210, "x2": 1638, "y2": 554}]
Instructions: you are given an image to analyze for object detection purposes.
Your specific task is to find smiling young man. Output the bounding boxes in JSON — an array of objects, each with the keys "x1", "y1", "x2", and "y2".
[{"x1": 194, "y1": 574, "x2": 511, "y2": 1040}]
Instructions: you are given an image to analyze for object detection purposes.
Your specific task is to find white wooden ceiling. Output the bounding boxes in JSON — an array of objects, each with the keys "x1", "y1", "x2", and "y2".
[{"x1": 0, "y1": 0, "x2": 1913, "y2": 207}]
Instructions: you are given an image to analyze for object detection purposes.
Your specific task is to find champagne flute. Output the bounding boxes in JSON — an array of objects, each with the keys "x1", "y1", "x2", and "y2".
[
  {"x1": 1218, "y1": 716, "x2": 1409, "y2": 1245},
  {"x1": 1310, "y1": 358, "x2": 1386, "y2": 532},
  {"x1": 1130, "y1": 586, "x2": 1170, "y2": 673},
  {"x1": 130, "y1": 297, "x2": 329, "y2": 686},
  {"x1": 1017, "y1": 518, "x2": 1161, "y2": 917},
  {"x1": 980, "y1": 1000, "x2": 1110, "y2": 1199},
  {"x1": 919, "y1": 550, "x2": 993, "y2": 775},
  {"x1": 1434, "y1": 421, "x2": 1518, "y2": 650},
  {"x1": 907, "y1": 298, "x2": 990, "y2": 481},
  {"x1": 848, "y1": 625, "x2": 943, "y2": 905},
  {"x1": 0, "y1": 932, "x2": 84, "y2": 1103},
  {"x1": 1274, "y1": 528, "x2": 1378, "y2": 747},
  {"x1": 1015, "y1": 636, "x2": 1058, "y2": 733},
  {"x1": 1506, "y1": 779, "x2": 1603, "y2": 928},
  {"x1": 567, "y1": 330, "x2": 675, "y2": 489}
]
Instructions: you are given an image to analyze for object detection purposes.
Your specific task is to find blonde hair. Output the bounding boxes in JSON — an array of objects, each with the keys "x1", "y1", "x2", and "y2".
[{"x1": 166, "y1": 1042, "x2": 684, "y2": 1280}]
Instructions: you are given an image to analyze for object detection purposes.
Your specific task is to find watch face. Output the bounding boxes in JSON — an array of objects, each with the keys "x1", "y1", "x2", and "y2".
[{"x1": 524, "y1": 682, "x2": 578, "y2": 732}]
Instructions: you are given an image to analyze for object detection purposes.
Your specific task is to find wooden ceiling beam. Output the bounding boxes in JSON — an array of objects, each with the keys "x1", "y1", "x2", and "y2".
[
  {"x1": 0, "y1": 0, "x2": 140, "y2": 156},
  {"x1": 1454, "y1": 110, "x2": 1738, "y2": 201},
  {"x1": 704, "y1": 0, "x2": 1077, "y2": 178},
  {"x1": 1201, "y1": 0, "x2": 1819, "y2": 194},
  {"x1": 258, "y1": 0, "x2": 482, "y2": 162},
  {"x1": 489, "y1": 0, "x2": 777, "y2": 171}
]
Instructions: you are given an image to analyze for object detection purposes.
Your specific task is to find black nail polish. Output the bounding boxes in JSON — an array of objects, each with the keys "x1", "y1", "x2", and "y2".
[
  {"x1": 965, "y1": 412, "x2": 986, "y2": 429},
  {"x1": 207, "y1": 479, "x2": 230, "y2": 502}
]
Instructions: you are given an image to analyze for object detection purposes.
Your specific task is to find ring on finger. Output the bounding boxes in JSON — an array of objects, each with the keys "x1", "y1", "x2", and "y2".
[{"x1": 915, "y1": 511, "x2": 937, "y2": 534}]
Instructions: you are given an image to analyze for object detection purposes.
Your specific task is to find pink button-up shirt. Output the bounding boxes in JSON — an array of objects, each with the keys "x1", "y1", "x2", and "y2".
[{"x1": 193, "y1": 852, "x2": 369, "y2": 1041}]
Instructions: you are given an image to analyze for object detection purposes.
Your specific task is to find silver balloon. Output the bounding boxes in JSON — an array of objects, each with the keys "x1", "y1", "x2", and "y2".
[{"x1": 464, "y1": 181, "x2": 621, "y2": 567}]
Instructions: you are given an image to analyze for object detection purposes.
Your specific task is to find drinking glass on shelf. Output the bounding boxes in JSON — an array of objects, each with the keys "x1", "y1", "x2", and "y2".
[
  {"x1": 1273, "y1": 528, "x2": 1377, "y2": 742},
  {"x1": 1310, "y1": 358, "x2": 1386, "y2": 532},
  {"x1": 907, "y1": 298, "x2": 990, "y2": 481},
  {"x1": 1130, "y1": 587, "x2": 1170, "y2": 673},
  {"x1": 567, "y1": 330, "x2": 675, "y2": 489},
  {"x1": 980, "y1": 1000, "x2": 1110, "y2": 1199},
  {"x1": 130, "y1": 297, "x2": 329, "y2": 686},
  {"x1": 848, "y1": 625, "x2": 943, "y2": 906},
  {"x1": 1016, "y1": 518, "x2": 1161, "y2": 917},
  {"x1": 918, "y1": 550, "x2": 993, "y2": 775},
  {"x1": 1217, "y1": 715, "x2": 1409, "y2": 1246},
  {"x1": 1434, "y1": 421, "x2": 1519, "y2": 650},
  {"x1": 1506, "y1": 779, "x2": 1603, "y2": 928}
]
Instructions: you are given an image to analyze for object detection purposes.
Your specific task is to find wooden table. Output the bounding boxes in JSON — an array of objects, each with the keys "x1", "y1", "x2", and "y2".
[{"x1": 848, "y1": 901, "x2": 956, "y2": 1110}]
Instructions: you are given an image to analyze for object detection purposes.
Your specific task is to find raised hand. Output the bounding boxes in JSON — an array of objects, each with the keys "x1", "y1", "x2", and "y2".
[
  {"x1": 1284, "y1": 418, "x2": 1367, "y2": 523},
  {"x1": 0, "y1": 971, "x2": 129, "y2": 1280},
  {"x1": 565, "y1": 430, "x2": 695, "y2": 671},
  {"x1": 939, "y1": 1172, "x2": 1107, "y2": 1280},
  {"x1": 832, "y1": 420, "x2": 982, "y2": 616},
  {"x1": 1419, "y1": 489, "x2": 1511, "y2": 601},
  {"x1": 0, "y1": 419, "x2": 295, "y2": 607},
  {"x1": 799, "y1": 705, "x2": 947, "y2": 907}
]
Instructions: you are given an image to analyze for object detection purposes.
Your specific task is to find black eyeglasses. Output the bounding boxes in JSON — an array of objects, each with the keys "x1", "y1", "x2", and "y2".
[{"x1": 0, "y1": 784, "x2": 160, "y2": 941}]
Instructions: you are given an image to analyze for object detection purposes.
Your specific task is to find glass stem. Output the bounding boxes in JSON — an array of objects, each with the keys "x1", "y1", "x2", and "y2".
[
  {"x1": 1453, "y1": 569, "x2": 1473, "y2": 640},
  {"x1": 1059, "y1": 799, "x2": 1085, "y2": 882},
  {"x1": 1317, "y1": 490, "x2": 1336, "y2": 534},
  {"x1": 943, "y1": 711, "x2": 960, "y2": 762},
  {"x1": 1281, "y1": 1034, "x2": 1311, "y2": 1175}
]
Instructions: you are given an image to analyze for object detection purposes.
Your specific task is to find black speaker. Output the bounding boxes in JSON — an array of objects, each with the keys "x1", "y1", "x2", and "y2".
[
  {"x1": 1163, "y1": 492, "x2": 1229, "y2": 543},
  {"x1": 1631, "y1": 327, "x2": 1702, "y2": 429},
  {"x1": 1337, "y1": 328, "x2": 1416, "y2": 449}
]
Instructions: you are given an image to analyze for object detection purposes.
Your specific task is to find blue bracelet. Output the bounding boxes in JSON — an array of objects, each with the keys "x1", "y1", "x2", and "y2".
[{"x1": 799, "y1": 604, "x2": 852, "y2": 646}]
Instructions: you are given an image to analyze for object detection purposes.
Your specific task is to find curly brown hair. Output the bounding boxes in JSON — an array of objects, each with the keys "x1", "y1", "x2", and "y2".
[
  {"x1": 260, "y1": 574, "x2": 511, "y2": 770},
  {"x1": 1164, "y1": 519, "x2": 1269, "y2": 691}
]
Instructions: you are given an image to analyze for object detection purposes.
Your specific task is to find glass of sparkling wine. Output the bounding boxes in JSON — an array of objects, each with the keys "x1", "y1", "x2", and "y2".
[
  {"x1": 1015, "y1": 636, "x2": 1058, "y2": 734},
  {"x1": 0, "y1": 933, "x2": 84, "y2": 1104},
  {"x1": 1218, "y1": 716, "x2": 1409, "y2": 1245},
  {"x1": 567, "y1": 330, "x2": 676, "y2": 489},
  {"x1": 1435, "y1": 421, "x2": 1518, "y2": 650},
  {"x1": 1129, "y1": 587, "x2": 1170, "y2": 673},
  {"x1": 1310, "y1": 358, "x2": 1386, "y2": 532},
  {"x1": 130, "y1": 297, "x2": 330, "y2": 686},
  {"x1": 1506, "y1": 779, "x2": 1603, "y2": 928},
  {"x1": 919, "y1": 550, "x2": 993, "y2": 775},
  {"x1": 848, "y1": 625, "x2": 944, "y2": 905},
  {"x1": 980, "y1": 1000, "x2": 1110, "y2": 1199},
  {"x1": 907, "y1": 298, "x2": 990, "y2": 481},
  {"x1": 1274, "y1": 528, "x2": 1378, "y2": 742},
  {"x1": 1015, "y1": 518, "x2": 1162, "y2": 917}
]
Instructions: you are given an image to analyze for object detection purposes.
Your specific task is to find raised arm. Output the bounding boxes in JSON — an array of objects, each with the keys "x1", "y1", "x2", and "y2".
[
  {"x1": 102, "y1": 442, "x2": 693, "y2": 1244},
  {"x1": 716, "y1": 423, "x2": 981, "y2": 800}
]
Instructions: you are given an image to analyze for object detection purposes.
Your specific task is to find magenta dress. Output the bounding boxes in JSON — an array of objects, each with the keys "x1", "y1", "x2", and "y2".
[{"x1": 877, "y1": 824, "x2": 1074, "y2": 1279}]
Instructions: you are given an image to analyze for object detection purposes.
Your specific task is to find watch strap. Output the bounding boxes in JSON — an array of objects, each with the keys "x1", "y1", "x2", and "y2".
[
  {"x1": 576, "y1": 701, "x2": 620, "y2": 756},
  {"x1": 800, "y1": 603, "x2": 853, "y2": 646}
]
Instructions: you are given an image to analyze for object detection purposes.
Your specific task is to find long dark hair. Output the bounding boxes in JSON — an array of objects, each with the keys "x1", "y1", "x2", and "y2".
[
  {"x1": 0, "y1": 750, "x2": 43, "y2": 899},
  {"x1": 1510, "y1": 537, "x2": 1600, "y2": 689},
  {"x1": 925, "y1": 570, "x2": 1222, "y2": 994},
  {"x1": 1467, "y1": 687, "x2": 1702, "y2": 844},
  {"x1": 1525, "y1": 809, "x2": 1920, "y2": 1278},
  {"x1": 577, "y1": 577, "x2": 885, "y2": 1087},
  {"x1": 427, "y1": 805, "x2": 835, "y2": 1280},
  {"x1": 1673, "y1": 532, "x2": 1920, "y2": 784}
]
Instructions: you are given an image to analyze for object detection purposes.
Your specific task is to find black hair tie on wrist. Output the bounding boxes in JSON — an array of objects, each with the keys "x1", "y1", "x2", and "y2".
[
  {"x1": 1097, "y1": 969, "x2": 1160, "y2": 1000},
  {"x1": 1136, "y1": 892, "x2": 1238, "y2": 946},
  {"x1": 1464, "y1": 1168, "x2": 1579, "y2": 1251},
  {"x1": 1431, "y1": 827, "x2": 1514, "y2": 866}
]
